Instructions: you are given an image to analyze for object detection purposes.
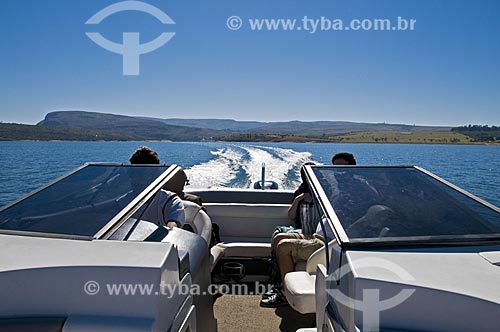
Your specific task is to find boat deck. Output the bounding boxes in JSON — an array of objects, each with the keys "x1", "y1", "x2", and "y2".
[{"x1": 214, "y1": 295, "x2": 315, "y2": 332}]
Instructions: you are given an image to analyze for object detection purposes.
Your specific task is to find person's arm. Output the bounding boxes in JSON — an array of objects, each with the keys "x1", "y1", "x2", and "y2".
[
  {"x1": 287, "y1": 193, "x2": 312, "y2": 220},
  {"x1": 161, "y1": 192, "x2": 186, "y2": 228}
]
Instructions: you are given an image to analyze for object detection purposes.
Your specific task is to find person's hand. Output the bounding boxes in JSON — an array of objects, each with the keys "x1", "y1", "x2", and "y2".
[
  {"x1": 296, "y1": 193, "x2": 306, "y2": 201},
  {"x1": 295, "y1": 193, "x2": 312, "y2": 203},
  {"x1": 165, "y1": 221, "x2": 179, "y2": 228},
  {"x1": 303, "y1": 193, "x2": 313, "y2": 203}
]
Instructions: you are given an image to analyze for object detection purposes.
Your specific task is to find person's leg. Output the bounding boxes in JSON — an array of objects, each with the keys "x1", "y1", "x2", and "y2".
[
  {"x1": 261, "y1": 239, "x2": 303, "y2": 307},
  {"x1": 270, "y1": 230, "x2": 280, "y2": 251},
  {"x1": 275, "y1": 239, "x2": 298, "y2": 281},
  {"x1": 264, "y1": 233, "x2": 305, "y2": 299},
  {"x1": 262, "y1": 238, "x2": 321, "y2": 308},
  {"x1": 271, "y1": 233, "x2": 297, "y2": 252},
  {"x1": 268, "y1": 232, "x2": 297, "y2": 287},
  {"x1": 267, "y1": 232, "x2": 289, "y2": 287},
  {"x1": 260, "y1": 239, "x2": 292, "y2": 307},
  {"x1": 271, "y1": 231, "x2": 305, "y2": 252},
  {"x1": 277, "y1": 237, "x2": 325, "y2": 279}
]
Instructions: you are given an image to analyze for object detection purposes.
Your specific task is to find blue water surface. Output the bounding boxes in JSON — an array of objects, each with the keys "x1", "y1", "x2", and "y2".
[{"x1": 0, "y1": 141, "x2": 498, "y2": 207}]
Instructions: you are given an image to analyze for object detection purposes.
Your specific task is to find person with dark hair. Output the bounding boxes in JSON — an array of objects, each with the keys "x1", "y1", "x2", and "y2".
[
  {"x1": 261, "y1": 153, "x2": 357, "y2": 307},
  {"x1": 332, "y1": 152, "x2": 356, "y2": 166},
  {"x1": 129, "y1": 146, "x2": 184, "y2": 228},
  {"x1": 166, "y1": 168, "x2": 204, "y2": 207},
  {"x1": 262, "y1": 162, "x2": 320, "y2": 307},
  {"x1": 163, "y1": 167, "x2": 220, "y2": 244},
  {"x1": 270, "y1": 162, "x2": 318, "y2": 253},
  {"x1": 288, "y1": 162, "x2": 316, "y2": 230},
  {"x1": 129, "y1": 146, "x2": 160, "y2": 164},
  {"x1": 268, "y1": 154, "x2": 355, "y2": 254}
]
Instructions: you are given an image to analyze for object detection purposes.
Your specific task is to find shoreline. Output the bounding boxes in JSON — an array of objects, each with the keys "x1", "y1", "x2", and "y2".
[{"x1": 0, "y1": 139, "x2": 498, "y2": 146}]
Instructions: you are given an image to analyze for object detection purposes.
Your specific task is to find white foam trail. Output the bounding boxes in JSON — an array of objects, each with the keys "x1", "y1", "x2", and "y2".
[
  {"x1": 241, "y1": 146, "x2": 313, "y2": 189},
  {"x1": 266, "y1": 146, "x2": 315, "y2": 189},
  {"x1": 266, "y1": 146, "x2": 313, "y2": 166},
  {"x1": 185, "y1": 148, "x2": 243, "y2": 188}
]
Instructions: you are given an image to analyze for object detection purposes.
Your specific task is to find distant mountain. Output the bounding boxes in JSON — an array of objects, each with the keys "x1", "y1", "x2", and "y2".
[
  {"x1": 248, "y1": 121, "x2": 451, "y2": 136},
  {"x1": 139, "y1": 117, "x2": 267, "y2": 131},
  {"x1": 19, "y1": 110, "x2": 456, "y2": 142},
  {"x1": 139, "y1": 117, "x2": 451, "y2": 136},
  {"x1": 37, "y1": 111, "x2": 229, "y2": 141},
  {"x1": 0, "y1": 123, "x2": 143, "y2": 141}
]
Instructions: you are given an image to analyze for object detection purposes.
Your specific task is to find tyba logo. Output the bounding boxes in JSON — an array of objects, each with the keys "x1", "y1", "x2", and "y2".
[{"x1": 85, "y1": 1, "x2": 175, "y2": 76}]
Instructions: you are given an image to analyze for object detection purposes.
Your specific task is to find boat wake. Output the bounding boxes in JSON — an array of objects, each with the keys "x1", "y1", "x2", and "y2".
[
  {"x1": 185, "y1": 148, "x2": 243, "y2": 188},
  {"x1": 185, "y1": 145, "x2": 313, "y2": 190}
]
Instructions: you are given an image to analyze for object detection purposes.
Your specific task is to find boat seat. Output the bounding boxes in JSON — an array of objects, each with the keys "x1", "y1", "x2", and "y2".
[
  {"x1": 283, "y1": 240, "x2": 336, "y2": 314},
  {"x1": 283, "y1": 271, "x2": 316, "y2": 314},
  {"x1": 212, "y1": 242, "x2": 270, "y2": 258},
  {"x1": 209, "y1": 242, "x2": 271, "y2": 272},
  {"x1": 182, "y1": 200, "x2": 212, "y2": 246},
  {"x1": 204, "y1": 203, "x2": 291, "y2": 242}
]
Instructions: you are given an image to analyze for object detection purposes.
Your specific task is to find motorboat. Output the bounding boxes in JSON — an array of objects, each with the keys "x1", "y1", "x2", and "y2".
[{"x1": 0, "y1": 163, "x2": 499, "y2": 332}]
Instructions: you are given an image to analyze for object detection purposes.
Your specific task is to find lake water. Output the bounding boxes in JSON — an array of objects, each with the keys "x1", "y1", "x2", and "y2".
[{"x1": 0, "y1": 141, "x2": 498, "y2": 207}]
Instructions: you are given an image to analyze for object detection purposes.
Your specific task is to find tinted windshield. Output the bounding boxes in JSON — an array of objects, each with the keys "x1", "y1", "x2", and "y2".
[
  {"x1": 312, "y1": 166, "x2": 500, "y2": 242},
  {"x1": 0, "y1": 164, "x2": 169, "y2": 237}
]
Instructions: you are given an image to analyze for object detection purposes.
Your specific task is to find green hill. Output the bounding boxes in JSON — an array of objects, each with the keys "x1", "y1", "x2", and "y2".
[
  {"x1": 139, "y1": 117, "x2": 266, "y2": 131},
  {"x1": 452, "y1": 125, "x2": 500, "y2": 142},
  {"x1": 138, "y1": 117, "x2": 452, "y2": 136},
  {"x1": 37, "y1": 111, "x2": 229, "y2": 141},
  {"x1": 1, "y1": 110, "x2": 494, "y2": 144},
  {"x1": 0, "y1": 123, "x2": 142, "y2": 141},
  {"x1": 248, "y1": 121, "x2": 451, "y2": 136}
]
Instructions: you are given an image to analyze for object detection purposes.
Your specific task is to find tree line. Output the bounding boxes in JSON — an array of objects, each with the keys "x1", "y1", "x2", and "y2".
[{"x1": 452, "y1": 125, "x2": 500, "y2": 142}]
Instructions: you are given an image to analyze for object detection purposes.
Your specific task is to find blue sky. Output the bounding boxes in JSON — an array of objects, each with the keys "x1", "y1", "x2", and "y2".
[{"x1": 0, "y1": 0, "x2": 499, "y2": 126}]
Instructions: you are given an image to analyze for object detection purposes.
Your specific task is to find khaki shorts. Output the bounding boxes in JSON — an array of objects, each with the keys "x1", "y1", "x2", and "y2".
[
  {"x1": 286, "y1": 230, "x2": 315, "y2": 241},
  {"x1": 287, "y1": 232, "x2": 306, "y2": 240},
  {"x1": 290, "y1": 234, "x2": 325, "y2": 262}
]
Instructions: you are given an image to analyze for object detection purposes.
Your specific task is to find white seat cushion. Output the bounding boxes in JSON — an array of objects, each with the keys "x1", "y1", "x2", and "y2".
[
  {"x1": 209, "y1": 242, "x2": 271, "y2": 272},
  {"x1": 212, "y1": 242, "x2": 270, "y2": 258},
  {"x1": 210, "y1": 245, "x2": 225, "y2": 272},
  {"x1": 183, "y1": 201, "x2": 212, "y2": 246},
  {"x1": 204, "y1": 203, "x2": 291, "y2": 241},
  {"x1": 283, "y1": 271, "x2": 316, "y2": 314}
]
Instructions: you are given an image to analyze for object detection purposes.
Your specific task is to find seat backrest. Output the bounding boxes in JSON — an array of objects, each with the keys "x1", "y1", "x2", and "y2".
[
  {"x1": 305, "y1": 239, "x2": 337, "y2": 274},
  {"x1": 183, "y1": 200, "x2": 212, "y2": 246},
  {"x1": 203, "y1": 203, "x2": 291, "y2": 242}
]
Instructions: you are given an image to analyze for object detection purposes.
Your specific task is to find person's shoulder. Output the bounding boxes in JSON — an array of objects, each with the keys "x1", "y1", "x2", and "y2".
[
  {"x1": 159, "y1": 190, "x2": 182, "y2": 203},
  {"x1": 159, "y1": 189, "x2": 175, "y2": 197}
]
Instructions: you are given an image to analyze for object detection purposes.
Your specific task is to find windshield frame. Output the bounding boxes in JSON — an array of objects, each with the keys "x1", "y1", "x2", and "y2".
[
  {"x1": 0, "y1": 163, "x2": 180, "y2": 240},
  {"x1": 304, "y1": 165, "x2": 500, "y2": 249}
]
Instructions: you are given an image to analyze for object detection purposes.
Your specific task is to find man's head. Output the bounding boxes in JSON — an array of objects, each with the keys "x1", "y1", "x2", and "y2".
[
  {"x1": 332, "y1": 152, "x2": 356, "y2": 165},
  {"x1": 165, "y1": 168, "x2": 188, "y2": 195},
  {"x1": 129, "y1": 146, "x2": 160, "y2": 164}
]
